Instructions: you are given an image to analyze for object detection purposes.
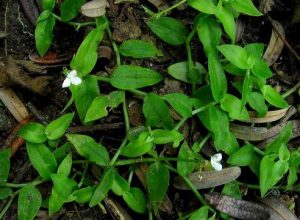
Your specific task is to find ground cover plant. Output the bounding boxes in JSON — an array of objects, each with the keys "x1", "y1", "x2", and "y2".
[{"x1": 0, "y1": 0, "x2": 299, "y2": 219}]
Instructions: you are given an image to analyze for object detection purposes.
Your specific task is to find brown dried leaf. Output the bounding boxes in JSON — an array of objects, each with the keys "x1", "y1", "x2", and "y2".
[
  {"x1": 0, "y1": 88, "x2": 29, "y2": 122},
  {"x1": 205, "y1": 192, "x2": 270, "y2": 220},
  {"x1": 259, "y1": 197, "x2": 298, "y2": 220},
  {"x1": 245, "y1": 108, "x2": 289, "y2": 123},
  {"x1": 231, "y1": 120, "x2": 300, "y2": 141},
  {"x1": 292, "y1": 1, "x2": 300, "y2": 24},
  {"x1": 259, "y1": 0, "x2": 275, "y2": 14},
  {"x1": 146, "y1": 0, "x2": 169, "y2": 11},
  {"x1": 263, "y1": 20, "x2": 285, "y2": 66},
  {"x1": 81, "y1": 0, "x2": 109, "y2": 17},
  {"x1": 173, "y1": 167, "x2": 241, "y2": 190},
  {"x1": 104, "y1": 197, "x2": 133, "y2": 220}
]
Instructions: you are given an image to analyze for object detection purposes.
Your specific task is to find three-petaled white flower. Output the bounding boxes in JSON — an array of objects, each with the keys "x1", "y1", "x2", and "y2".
[
  {"x1": 210, "y1": 153, "x2": 222, "y2": 171},
  {"x1": 62, "y1": 70, "x2": 82, "y2": 88}
]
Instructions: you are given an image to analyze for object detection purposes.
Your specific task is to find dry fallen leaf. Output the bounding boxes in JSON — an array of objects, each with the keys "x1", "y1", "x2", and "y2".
[
  {"x1": 104, "y1": 197, "x2": 133, "y2": 220},
  {"x1": 173, "y1": 167, "x2": 241, "y2": 190},
  {"x1": 205, "y1": 192, "x2": 270, "y2": 220},
  {"x1": 258, "y1": 197, "x2": 298, "y2": 220},
  {"x1": 81, "y1": 0, "x2": 109, "y2": 17},
  {"x1": 259, "y1": 0, "x2": 275, "y2": 14},
  {"x1": 245, "y1": 108, "x2": 289, "y2": 123},
  {"x1": 263, "y1": 19, "x2": 285, "y2": 66}
]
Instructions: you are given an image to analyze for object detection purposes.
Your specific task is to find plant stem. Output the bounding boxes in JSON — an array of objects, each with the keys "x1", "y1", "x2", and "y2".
[
  {"x1": 193, "y1": 133, "x2": 211, "y2": 153},
  {"x1": 185, "y1": 27, "x2": 197, "y2": 94},
  {"x1": 128, "y1": 89, "x2": 147, "y2": 97},
  {"x1": 114, "y1": 157, "x2": 196, "y2": 166},
  {"x1": 192, "y1": 101, "x2": 218, "y2": 115},
  {"x1": 105, "y1": 25, "x2": 121, "y2": 66},
  {"x1": 78, "y1": 163, "x2": 89, "y2": 188},
  {"x1": 0, "y1": 179, "x2": 46, "y2": 188},
  {"x1": 282, "y1": 81, "x2": 300, "y2": 98},
  {"x1": 153, "y1": 0, "x2": 187, "y2": 18},
  {"x1": 96, "y1": 76, "x2": 111, "y2": 83},
  {"x1": 52, "y1": 14, "x2": 95, "y2": 29},
  {"x1": 123, "y1": 99, "x2": 130, "y2": 132},
  {"x1": 0, "y1": 190, "x2": 19, "y2": 219},
  {"x1": 253, "y1": 146, "x2": 265, "y2": 156},
  {"x1": 110, "y1": 138, "x2": 128, "y2": 166}
]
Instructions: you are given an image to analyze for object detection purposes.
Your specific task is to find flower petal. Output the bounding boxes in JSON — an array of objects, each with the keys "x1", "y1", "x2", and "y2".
[
  {"x1": 211, "y1": 153, "x2": 222, "y2": 162},
  {"x1": 211, "y1": 160, "x2": 222, "y2": 171},
  {"x1": 70, "y1": 76, "x2": 82, "y2": 85},
  {"x1": 62, "y1": 78, "x2": 71, "y2": 88},
  {"x1": 67, "y1": 70, "x2": 77, "y2": 78}
]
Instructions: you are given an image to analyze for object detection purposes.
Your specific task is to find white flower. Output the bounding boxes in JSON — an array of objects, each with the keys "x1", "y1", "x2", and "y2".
[
  {"x1": 211, "y1": 153, "x2": 222, "y2": 171},
  {"x1": 62, "y1": 70, "x2": 82, "y2": 88}
]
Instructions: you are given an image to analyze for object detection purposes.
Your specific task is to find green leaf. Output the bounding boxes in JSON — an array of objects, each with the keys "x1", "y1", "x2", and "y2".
[
  {"x1": 35, "y1": 10, "x2": 56, "y2": 56},
  {"x1": 215, "y1": 4, "x2": 236, "y2": 43},
  {"x1": 222, "y1": 181, "x2": 241, "y2": 199},
  {"x1": 53, "y1": 143, "x2": 71, "y2": 163},
  {"x1": 227, "y1": 144, "x2": 254, "y2": 166},
  {"x1": 177, "y1": 142, "x2": 195, "y2": 176},
  {"x1": 252, "y1": 60, "x2": 272, "y2": 79},
  {"x1": 70, "y1": 25, "x2": 106, "y2": 76},
  {"x1": 0, "y1": 187, "x2": 12, "y2": 200},
  {"x1": 45, "y1": 113, "x2": 74, "y2": 140},
  {"x1": 224, "y1": 63, "x2": 246, "y2": 76},
  {"x1": 278, "y1": 144, "x2": 290, "y2": 162},
  {"x1": 67, "y1": 186, "x2": 96, "y2": 204},
  {"x1": 163, "y1": 93, "x2": 193, "y2": 118},
  {"x1": 152, "y1": 129, "x2": 184, "y2": 148},
  {"x1": 49, "y1": 174, "x2": 77, "y2": 215},
  {"x1": 111, "y1": 172, "x2": 130, "y2": 196},
  {"x1": 143, "y1": 93, "x2": 174, "y2": 129},
  {"x1": 57, "y1": 152, "x2": 72, "y2": 176},
  {"x1": 18, "y1": 185, "x2": 42, "y2": 220},
  {"x1": 244, "y1": 43, "x2": 264, "y2": 58},
  {"x1": 119, "y1": 40, "x2": 162, "y2": 58},
  {"x1": 241, "y1": 71, "x2": 252, "y2": 108},
  {"x1": 189, "y1": 206, "x2": 209, "y2": 220},
  {"x1": 147, "y1": 17, "x2": 188, "y2": 45},
  {"x1": 60, "y1": 0, "x2": 85, "y2": 21},
  {"x1": 167, "y1": 61, "x2": 206, "y2": 84},
  {"x1": 220, "y1": 94, "x2": 249, "y2": 121},
  {"x1": 67, "y1": 134, "x2": 109, "y2": 166},
  {"x1": 248, "y1": 92, "x2": 268, "y2": 116},
  {"x1": 111, "y1": 65, "x2": 163, "y2": 90},
  {"x1": 187, "y1": 0, "x2": 216, "y2": 14},
  {"x1": 71, "y1": 75, "x2": 100, "y2": 122},
  {"x1": 41, "y1": 0, "x2": 55, "y2": 10},
  {"x1": 271, "y1": 160, "x2": 289, "y2": 187},
  {"x1": 261, "y1": 85, "x2": 289, "y2": 108},
  {"x1": 123, "y1": 187, "x2": 147, "y2": 214},
  {"x1": 265, "y1": 122, "x2": 293, "y2": 154},
  {"x1": 197, "y1": 15, "x2": 222, "y2": 55},
  {"x1": 208, "y1": 51, "x2": 227, "y2": 101},
  {"x1": 18, "y1": 122, "x2": 47, "y2": 144},
  {"x1": 121, "y1": 131, "x2": 154, "y2": 157},
  {"x1": 0, "y1": 149, "x2": 10, "y2": 183},
  {"x1": 84, "y1": 96, "x2": 109, "y2": 123},
  {"x1": 147, "y1": 162, "x2": 169, "y2": 207},
  {"x1": 260, "y1": 154, "x2": 277, "y2": 197},
  {"x1": 289, "y1": 151, "x2": 300, "y2": 167},
  {"x1": 84, "y1": 91, "x2": 124, "y2": 123},
  {"x1": 287, "y1": 166, "x2": 298, "y2": 187},
  {"x1": 209, "y1": 106, "x2": 230, "y2": 151},
  {"x1": 89, "y1": 168, "x2": 115, "y2": 207},
  {"x1": 230, "y1": 0, "x2": 262, "y2": 16},
  {"x1": 217, "y1": 45, "x2": 249, "y2": 69},
  {"x1": 26, "y1": 142, "x2": 57, "y2": 180}
]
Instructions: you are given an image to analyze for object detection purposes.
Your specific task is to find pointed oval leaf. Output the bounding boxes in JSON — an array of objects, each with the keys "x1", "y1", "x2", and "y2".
[
  {"x1": 147, "y1": 17, "x2": 188, "y2": 45},
  {"x1": 45, "y1": 113, "x2": 74, "y2": 140},
  {"x1": 215, "y1": 5, "x2": 236, "y2": 43},
  {"x1": 177, "y1": 142, "x2": 195, "y2": 177},
  {"x1": 111, "y1": 172, "x2": 130, "y2": 196},
  {"x1": 227, "y1": 144, "x2": 254, "y2": 166},
  {"x1": 221, "y1": 94, "x2": 249, "y2": 121},
  {"x1": 248, "y1": 91, "x2": 268, "y2": 117},
  {"x1": 261, "y1": 85, "x2": 289, "y2": 108},
  {"x1": 217, "y1": 45, "x2": 249, "y2": 69},
  {"x1": 57, "y1": 152, "x2": 72, "y2": 176},
  {"x1": 18, "y1": 185, "x2": 42, "y2": 220},
  {"x1": 89, "y1": 168, "x2": 115, "y2": 207},
  {"x1": 187, "y1": 0, "x2": 216, "y2": 14},
  {"x1": 67, "y1": 134, "x2": 109, "y2": 166},
  {"x1": 119, "y1": 40, "x2": 162, "y2": 58},
  {"x1": 111, "y1": 65, "x2": 163, "y2": 90},
  {"x1": 18, "y1": 122, "x2": 47, "y2": 144},
  {"x1": 26, "y1": 142, "x2": 57, "y2": 180},
  {"x1": 84, "y1": 96, "x2": 109, "y2": 123},
  {"x1": 60, "y1": 0, "x2": 86, "y2": 21},
  {"x1": 231, "y1": 0, "x2": 262, "y2": 16},
  {"x1": 163, "y1": 93, "x2": 193, "y2": 118},
  {"x1": 123, "y1": 187, "x2": 147, "y2": 214}
]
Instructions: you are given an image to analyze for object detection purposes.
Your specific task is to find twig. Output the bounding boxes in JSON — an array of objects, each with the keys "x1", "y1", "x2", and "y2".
[{"x1": 67, "y1": 122, "x2": 124, "y2": 133}]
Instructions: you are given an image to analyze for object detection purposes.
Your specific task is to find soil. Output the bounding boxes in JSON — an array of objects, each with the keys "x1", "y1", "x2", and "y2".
[{"x1": 0, "y1": 0, "x2": 299, "y2": 219}]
